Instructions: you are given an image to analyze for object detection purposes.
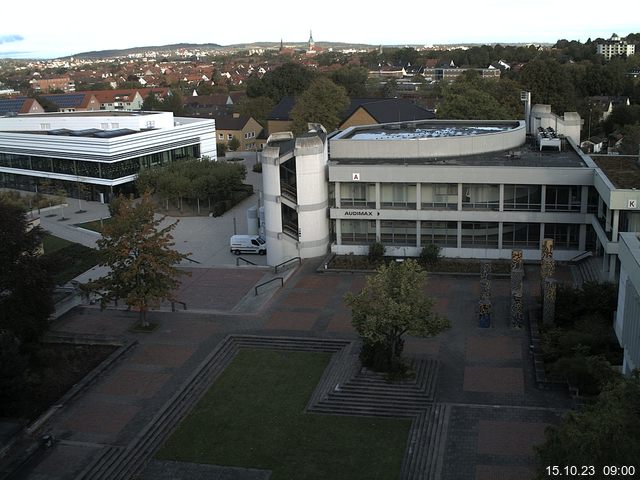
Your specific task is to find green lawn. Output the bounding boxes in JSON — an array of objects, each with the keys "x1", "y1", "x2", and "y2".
[
  {"x1": 75, "y1": 217, "x2": 113, "y2": 233},
  {"x1": 42, "y1": 234, "x2": 102, "y2": 284},
  {"x1": 157, "y1": 349, "x2": 411, "y2": 480}
]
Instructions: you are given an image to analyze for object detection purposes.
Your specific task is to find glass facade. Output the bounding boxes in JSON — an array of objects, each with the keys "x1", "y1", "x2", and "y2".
[
  {"x1": 341, "y1": 219, "x2": 376, "y2": 244},
  {"x1": 544, "y1": 223, "x2": 580, "y2": 249},
  {"x1": 420, "y1": 221, "x2": 457, "y2": 247},
  {"x1": 380, "y1": 220, "x2": 416, "y2": 246},
  {"x1": 502, "y1": 222, "x2": 541, "y2": 248},
  {"x1": 421, "y1": 183, "x2": 457, "y2": 209},
  {"x1": 545, "y1": 185, "x2": 581, "y2": 212},
  {"x1": 0, "y1": 144, "x2": 200, "y2": 181},
  {"x1": 340, "y1": 182, "x2": 376, "y2": 208},
  {"x1": 503, "y1": 185, "x2": 542, "y2": 211},
  {"x1": 380, "y1": 183, "x2": 416, "y2": 209},
  {"x1": 461, "y1": 222, "x2": 499, "y2": 248},
  {"x1": 462, "y1": 184, "x2": 499, "y2": 210}
]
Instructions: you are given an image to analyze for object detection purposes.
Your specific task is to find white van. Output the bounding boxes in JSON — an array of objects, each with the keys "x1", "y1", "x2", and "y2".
[{"x1": 230, "y1": 235, "x2": 266, "y2": 255}]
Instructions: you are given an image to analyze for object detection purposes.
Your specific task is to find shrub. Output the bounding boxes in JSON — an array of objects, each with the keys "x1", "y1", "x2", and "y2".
[
  {"x1": 368, "y1": 241, "x2": 385, "y2": 264},
  {"x1": 419, "y1": 244, "x2": 441, "y2": 267},
  {"x1": 217, "y1": 142, "x2": 227, "y2": 157},
  {"x1": 252, "y1": 162, "x2": 262, "y2": 173},
  {"x1": 550, "y1": 354, "x2": 618, "y2": 396}
]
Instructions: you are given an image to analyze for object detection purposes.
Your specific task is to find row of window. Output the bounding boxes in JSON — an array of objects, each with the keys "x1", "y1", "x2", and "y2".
[
  {"x1": 217, "y1": 131, "x2": 256, "y2": 140},
  {"x1": 340, "y1": 220, "x2": 581, "y2": 249},
  {"x1": 0, "y1": 146, "x2": 199, "y2": 180},
  {"x1": 338, "y1": 183, "x2": 597, "y2": 212}
]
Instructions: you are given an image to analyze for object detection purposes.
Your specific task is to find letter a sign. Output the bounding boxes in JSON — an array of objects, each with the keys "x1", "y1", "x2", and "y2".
[{"x1": 352, "y1": 173, "x2": 360, "y2": 181}]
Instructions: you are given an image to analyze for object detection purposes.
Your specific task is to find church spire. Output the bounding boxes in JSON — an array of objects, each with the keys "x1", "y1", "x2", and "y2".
[{"x1": 308, "y1": 30, "x2": 315, "y2": 51}]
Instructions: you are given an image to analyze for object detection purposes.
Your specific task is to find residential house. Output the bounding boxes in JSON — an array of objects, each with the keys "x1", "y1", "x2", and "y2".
[
  {"x1": 214, "y1": 114, "x2": 263, "y2": 151},
  {"x1": 87, "y1": 90, "x2": 145, "y2": 111},
  {"x1": 29, "y1": 77, "x2": 76, "y2": 93},
  {"x1": 596, "y1": 33, "x2": 636, "y2": 60},
  {"x1": 266, "y1": 97, "x2": 435, "y2": 135},
  {"x1": 0, "y1": 97, "x2": 45, "y2": 116},
  {"x1": 588, "y1": 96, "x2": 631, "y2": 121},
  {"x1": 39, "y1": 92, "x2": 101, "y2": 112}
]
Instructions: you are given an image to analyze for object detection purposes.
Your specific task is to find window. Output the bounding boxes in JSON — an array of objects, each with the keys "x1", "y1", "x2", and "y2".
[
  {"x1": 545, "y1": 185, "x2": 581, "y2": 212},
  {"x1": 380, "y1": 220, "x2": 416, "y2": 246},
  {"x1": 421, "y1": 183, "x2": 457, "y2": 210},
  {"x1": 544, "y1": 224, "x2": 579, "y2": 249},
  {"x1": 462, "y1": 184, "x2": 499, "y2": 210},
  {"x1": 503, "y1": 185, "x2": 541, "y2": 211},
  {"x1": 340, "y1": 182, "x2": 376, "y2": 208},
  {"x1": 461, "y1": 222, "x2": 499, "y2": 248},
  {"x1": 227, "y1": 134, "x2": 233, "y2": 140},
  {"x1": 341, "y1": 220, "x2": 376, "y2": 244},
  {"x1": 502, "y1": 223, "x2": 540, "y2": 248},
  {"x1": 380, "y1": 183, "x2": 416, "y2": 209},
  {"x1": 421, "y1": 221, "x2": 457, "y2": 247},
  {"x1": 219, "y1": 133, "x2": 224, "y2": 139}
]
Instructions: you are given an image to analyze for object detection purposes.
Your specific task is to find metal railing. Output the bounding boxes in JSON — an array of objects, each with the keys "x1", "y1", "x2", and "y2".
[
  {"x1": 255, "y1": 277, "x2": 283, "y2": 296},
  {"x1": 236, "y1": 257, "x2": 257, "y2": 266},
  {"x1": 171, "y1": 301, "x2": 187, "y2": 311},
  {"x1": 274, "y1": 257, "x2": 301, "y2": 274}
]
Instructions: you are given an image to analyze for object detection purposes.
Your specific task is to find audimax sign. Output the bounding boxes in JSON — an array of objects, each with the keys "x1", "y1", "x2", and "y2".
[{"x1": 344, "y1": 210, "x2": 380, "y2": 216}]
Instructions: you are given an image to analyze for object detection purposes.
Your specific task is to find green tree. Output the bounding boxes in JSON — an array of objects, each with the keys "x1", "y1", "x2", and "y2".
[
  {"x1": 234, "y1": 95, "x2": 275, "y2": 127},
  {"x1": 228, "y1": 137, "x2": 241, "y2": 151},
  {"x1": 85, "y1": 194, "x2": 189, "y2": 327},
  {"x1": 0, "y1": 201, "x2": 53, "y2": 343},
  {"x1": 535, "y1": 373, "x2": 640, "y2": 477},
  {"x1": 246, "y1": 63, "x2": 316, "y2": 102},
  {"x1": 517, "y1": 58, "x2": 577, "y2": 113},
  {"x1": 331, "y1": 66, "x2": 369, "y2": 97},
  {"x1": 290, "y1": 77, "x2": 349, "y2": 134},
  {"x1": 344, "y1": 259, "x2": 450, "y2": 373}
]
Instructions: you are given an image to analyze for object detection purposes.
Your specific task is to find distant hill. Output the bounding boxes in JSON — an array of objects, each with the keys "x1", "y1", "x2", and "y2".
[
  {"x1": 69, "y1": 43, "x2": 224, "y2": 59},
  {"x1": 68, "y1": 41, "x2": 382, "y2": 59}
]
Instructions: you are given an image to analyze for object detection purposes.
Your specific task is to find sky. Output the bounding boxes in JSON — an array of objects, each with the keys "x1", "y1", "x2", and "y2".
[{"x1": 1, "y1": 0, "x2": 638, "y2": 59}]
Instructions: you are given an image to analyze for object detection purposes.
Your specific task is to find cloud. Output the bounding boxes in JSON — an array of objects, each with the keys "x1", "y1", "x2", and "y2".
[{"x1": 0, "y1": 35, "x2": 24, "y2": 44}]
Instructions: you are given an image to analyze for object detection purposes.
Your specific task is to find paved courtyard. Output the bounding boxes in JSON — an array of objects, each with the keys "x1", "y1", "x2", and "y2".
[{"x1": 14, "y1": 258, "x2": 572, "y2": 480}]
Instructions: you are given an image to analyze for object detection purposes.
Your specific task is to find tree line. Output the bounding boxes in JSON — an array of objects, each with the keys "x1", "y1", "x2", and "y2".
[{"x1": 136, "y1": 159, "x2": 251, "y2": 216}]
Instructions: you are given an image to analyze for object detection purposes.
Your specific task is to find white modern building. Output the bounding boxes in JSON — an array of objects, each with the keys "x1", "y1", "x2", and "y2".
[
  {"x1": 0, "y1": 111, "x2": 216, "y2": 201},
  {"x1": 596, "y1": 33, "x2": 636, "y2": 60},
  {"x1": 615, "y1": 232, "x2": 640, "y2": 375}
]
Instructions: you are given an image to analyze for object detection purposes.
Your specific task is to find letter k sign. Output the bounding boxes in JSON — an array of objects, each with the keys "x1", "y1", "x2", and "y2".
[
  {"x1": 352, "y1": 173, "x2": 360, "y2": 181},
  {"x1": 629, "y1": 199, "x2": 637, "y2": 209}
]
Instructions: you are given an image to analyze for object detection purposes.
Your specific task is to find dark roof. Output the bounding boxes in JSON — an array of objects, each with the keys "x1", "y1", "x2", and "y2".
[
  {"x1": 267, "y1": 96, "x2": 296, "y2": 121},
  {"x1": 0, "y1": 97, "x2": 29, "y2": 116},
  {"x1": 344, "y1": 98, "x2": 436, "y2": 124},
  {"x1": 267, "y1": 96, "x2": 435, "y2": 124},
  {"x1": 40, "y1": 93, "x2": 88, "y2": 109},
  {"x1": 214, "y1": 115, "x2": 250, "y2": 130}
]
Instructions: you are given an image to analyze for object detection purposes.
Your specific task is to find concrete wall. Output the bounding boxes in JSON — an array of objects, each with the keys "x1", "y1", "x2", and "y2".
[{"x1": 330, "y1": 120, "x2": 526, "y2": 160}]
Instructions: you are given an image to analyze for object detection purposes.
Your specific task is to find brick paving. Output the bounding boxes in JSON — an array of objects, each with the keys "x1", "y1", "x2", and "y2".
[
  {"x1": 15, "y1": 262, "x2": 576, "y2": 480},
  {"x1": 463, "y1": 367, "x2": 525, "y2": 394}
]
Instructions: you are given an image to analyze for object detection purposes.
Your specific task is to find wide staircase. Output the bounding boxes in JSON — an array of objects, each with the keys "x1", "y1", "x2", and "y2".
[{"x1": 571, "y1": 255, "x2": 602, "y2": 287}]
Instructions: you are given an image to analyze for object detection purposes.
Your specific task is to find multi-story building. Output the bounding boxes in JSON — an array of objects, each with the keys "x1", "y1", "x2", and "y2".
[
  {"x1": 214, "y1": 114, "x2": 264, "y2": 151},
  {"x1": 29, "y1": 77, "x2": 76, "y2": 93},
  {"x1": 0, "y1": 111, "x2": 216, "y2": 202},
  {"x1": 596, "y1": 33, "x2": 636, "y2": 60},
  {"x1": 261, "y1": 106, "x2": 640, "y2": 375}
]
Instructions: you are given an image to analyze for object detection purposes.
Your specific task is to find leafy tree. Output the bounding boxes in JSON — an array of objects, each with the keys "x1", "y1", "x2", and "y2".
[
  {"x1": 234, "y1": 95, "x2": 274, "y2": 127},
  {"x1": 228, "y1": 136, "x2": 241, "y2": 151},
  {"x1": 331, "y1": 66, "x2": 369, "y2": 97},
  {"x1": 382, "y1": 79, "x2": 398, "y2": 98},
  {"x1": 217, "y1": 142, "x2": 228, "y2": 157},
  {"x1": 438, "y1": 71, "x2": 522, "y2": 120},
  {"x1": 0, "y1": 330, "x2": 28, "y2": 410},
  {"x1": 344, "y1": 259, "x2": 450, "y2": 373},
  {"x1": 535, "y1": 373, "x2": 640, "y2": 476},
  {"x1": 0, "y1": 201, "x2": 53, "y2": 343},
  {"x1": 85, "y1": 194, "x2": 189, "y2": 327},
  {"x1": 246, "y1": 63, "x2": 316, "y2": 102},
  {"x1": 142, "y1": 91, "x2": 163, "y2": 111},
  {"x1": 517, "y1": 58, "x2": 577, "y2": 113},
  {"x1": 290, "y1": 77, "x2": 349, "y2": 134}
]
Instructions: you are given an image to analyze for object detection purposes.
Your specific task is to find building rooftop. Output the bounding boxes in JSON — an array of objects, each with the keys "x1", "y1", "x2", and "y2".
[
  {"x1": 11, "y1": 111, "x2": 160, "y2": 118},
  {"x1": 330, "y1": 138, "x2": 588, "y2": 168},
  {"x1": 346, "y1": 123, "x2": 514, "y2": 141},
  {"x1": 593, "y1": 156, "x2": 640, "y2": 189}
]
